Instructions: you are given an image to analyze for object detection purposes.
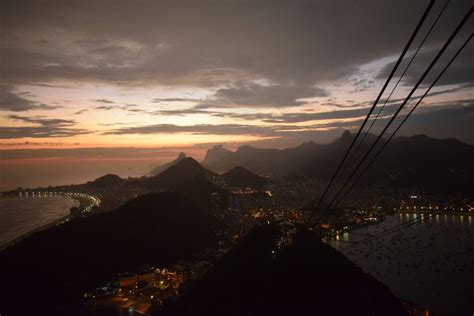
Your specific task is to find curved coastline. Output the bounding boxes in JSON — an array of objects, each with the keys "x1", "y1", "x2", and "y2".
[{"x1": 0, "y1": 196, "x2": 79, "y2": 251}]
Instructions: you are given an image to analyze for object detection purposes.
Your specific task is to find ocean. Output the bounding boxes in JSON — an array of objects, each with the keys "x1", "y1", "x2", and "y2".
[
  {"x1": 0, "y1": 196, "x2": 78, "y2": 247},
  {"x1": 0, "y1": 158, "x2": 164, "y2": 192},
  {"x1": 328, "y1": 213, "x2": 474, "y2": 316}
]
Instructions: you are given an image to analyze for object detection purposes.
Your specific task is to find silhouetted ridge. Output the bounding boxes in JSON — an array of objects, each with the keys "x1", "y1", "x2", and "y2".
[
  {"x1": 202, "y1": 131, "x2": 474, "y2": 194},
  {"x1": 203, "y1": 144, "x2": 233, "y2": 164},
  {"x1": 151, "y1": 152, "x2": 187, "y2": 175},
  {"x1": 87, "y1": 173, "x2": 123, "y2": 188},
  {"x1": 152, "y1": 157, "x2": 215, "y2": 184},
  {"x1": 223, "y1": 166, "x2": 271, "y2": 189},
  {"x1": 341, "y1": 129, "x2": 352, "y2": 141},
  {"x1": 235, "y1": 145, "x2": 255, "y2": 153},
  {"x1": 162, "y1": 224, "x2": 409, "y2": 316},
  {"x1": 202, "y1": 142, "x2": 320, "y2": 175},
  {"x1": 142, "y1": 158, "x2": 219, "y2": 209}
]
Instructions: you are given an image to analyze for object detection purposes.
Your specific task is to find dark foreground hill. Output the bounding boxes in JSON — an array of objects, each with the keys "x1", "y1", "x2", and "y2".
[
  {"x1": 161, "y1": 224, "x2": 409, "y2": 316},
  {"x1": 0, "y1": 192, "x2": 217, "y2": 316},
  {"x1": 222, "y1": 166, "x2": 271, "y2": 189},
  {"x1": 202, "y1": 141, "x2": 324, "y2": 175}
]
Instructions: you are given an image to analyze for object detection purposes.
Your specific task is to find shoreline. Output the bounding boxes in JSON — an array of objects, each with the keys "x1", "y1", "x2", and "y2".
[
  {"x1": 396, "y1": 210, "x2": 473, "y2": 216},
  {"x1": 0, "y1": 196, "x2": 79, "y2": 251}
]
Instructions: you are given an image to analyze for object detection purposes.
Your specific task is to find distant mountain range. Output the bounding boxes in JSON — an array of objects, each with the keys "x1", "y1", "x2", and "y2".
[
  {"x1": 68, "y1": 130, "x2": 474, "y2": 200},
  {"x1": 146, "y1": 157, "x2": 271, "y2": 191},
  {"x1": 202, "y1": 141, "x2": 324, "y2": 175},
  {"x1": 200, "y1": 131, "x2": 474, "y2": 194}
]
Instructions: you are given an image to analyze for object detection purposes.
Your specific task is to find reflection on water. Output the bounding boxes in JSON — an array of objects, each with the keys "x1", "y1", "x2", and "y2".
[
  {"x1": 328, "y1": 214, "x2": 474, "y2": 316},
  {"x1": 342, "y1": 232, "x2": 349, "y2": 242},
  {"x1": 0, "y1": 196, "x2": 77, "y2": 247}
]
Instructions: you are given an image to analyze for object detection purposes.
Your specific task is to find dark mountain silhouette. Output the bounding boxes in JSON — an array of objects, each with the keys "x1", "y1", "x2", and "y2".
[
  {"x1": 60, "y1": 158, "x2": 223, "y2": 212},
  {"x1": 203, "y1": 131, "x2": 474, "y2": 194},
  {"x1": 318, "y1": 132, "x2": 474, "y2": 194},
  {"x1": 0, "y1": 192, "x2": 217, "y2": 316},
  {"x1": 86, "y1": 173, "x2": 124, "y2": 189},
  {"x1": 161, "y1": 224, "x2": 409, "y2": 316},
  {"x1": 202, "y1": 141, "x2": 330, "y2": 175},
  {"x1": 143, "y1": 157, "x2": 217, "y2": 192},
  {"x1": 150, "y1": 152, "x2": 187, "y2": 175},
  {"x1": 222, "y1": 166, "x2": 271, "y2": 190},
  {"x1": 202, "y1": 144, "x2": 233, "y2": 165},
  {"x1": 140, "y1": 157, "x2": 220, "y2": 209}
]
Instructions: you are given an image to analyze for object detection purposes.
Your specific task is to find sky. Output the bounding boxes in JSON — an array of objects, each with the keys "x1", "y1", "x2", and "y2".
[{"x1": 1, "y1": 0, "x2": 473, "y2": 161}]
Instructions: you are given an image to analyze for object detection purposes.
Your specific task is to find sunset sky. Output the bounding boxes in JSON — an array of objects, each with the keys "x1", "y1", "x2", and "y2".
[{"x1": 1, "y1": 0, "x2": 473, "y2": 158}]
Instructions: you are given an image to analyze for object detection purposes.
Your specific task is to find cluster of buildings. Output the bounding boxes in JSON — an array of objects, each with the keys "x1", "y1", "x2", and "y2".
[{"x1": 85, "y1": 268, "x2": 186, "y2": 315}]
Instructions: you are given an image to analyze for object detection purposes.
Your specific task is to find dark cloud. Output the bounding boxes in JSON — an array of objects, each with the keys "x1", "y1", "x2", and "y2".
[
  {"x1": 209, "y1": 112, "x2": 273, "y2": 121},
  {"x1": 126, "y1": 109, "x2": 146, "y2": 114},
  {"x1": 93, "y1": 103, "x2": 149, "y2": 113},
  {"x1": 0, "y1": 0, "x2": 472, "y2": 144},
  {"x1": 0, "y1": 126, "x2": 89, "y2": 139},
  {"x1": 125, "y1": 99, "x2": 474, "y2": 144},
  {"x1": 0, "y1": 141, "x2": 80, "y2": 146},
  {"x1": 241, "y1": 98, "x2": 474, "y2": 125},
  {"x1": 151, "y1": 107, "x2": 278, "y2": 122},
  {"x1": 8, "y1": 114, "x2": 76, "y2": 127},
  {"x1": 321, "y1": 102, "x2": 365, "y2": 108},
  {"x1": 90, "y1": 99, "x2": 146, "y2": 114},
  {"x1": 376, "y1": 36, "x2": 474, "y2": 88},
  {"x1": 151, "y1": 92, "x2": 470, "y2": 123},
  {"x1": 103, "y1": 123, "x2": 279, "y2": 136},
  {"x1": 209, "y1": 82, "x2": 328, "y2": 107},
  {"x1": 152, "y1": 98, "x2": 202, "y2": 103},
  {"x1": 74, "y1": 108, "x2": 88, "y2": 115},
  {"x1": 151, "y1": 108, "x2": 208, "y2": 116},
  {"x1": 349, "y1": 78, "x2": 375, "y2": 93},
  {"x1": 231, "y1": 105, "x2": 388, "y2": 124},
  {"x1": 1, "y1": 114, "x2": 90, "y2": 139},
  {"x1": 0, "y1": 85, "x2": 60, "y2": 112},
  {"x1": 380, "y1": 86, "x2": 473, "y2": 106},
  {"x1": 94, "y1": 99, "x2": 115, "y2": 104},
  {"x1": 95, "y1": 105, "x2": 115, "y2": 110},
  {"x1": 2, "y1": 0, "x2": 471, "y2": 88},
  {"x1": 103, "y1": 121, "x2": 378, "y2": 141},
  {"x1": 98, "y1": 122, "x2": 141, "y2": 126},
  {"x1": 152, "y1": 82, "x2": 327, "y2": 109}
]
